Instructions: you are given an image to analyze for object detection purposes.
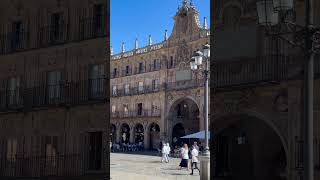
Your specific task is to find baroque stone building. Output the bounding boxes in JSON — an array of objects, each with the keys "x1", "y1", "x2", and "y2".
[
  {"x1": 110, "y1": 0, "x2": 210, "y2": 149},
  {"x1": 0, "y1": 0, "x2": 109, "y2": 179},
  {"x1": 211, "y1": 0, "x2": 320, "y2": 180}
]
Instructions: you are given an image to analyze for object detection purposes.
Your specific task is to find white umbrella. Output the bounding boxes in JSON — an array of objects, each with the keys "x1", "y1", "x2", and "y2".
[{"x1": 180, "y1": 130, "x2": 211, "y2": 139}]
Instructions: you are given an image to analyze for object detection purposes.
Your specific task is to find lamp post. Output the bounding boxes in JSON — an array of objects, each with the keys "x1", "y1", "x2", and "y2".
[
  {"x1": 256, "y1": 0, "x2": 319, "y2": 179},
  {"x1": 191, "y1": 43, "x2": 210, "y2": 180}
]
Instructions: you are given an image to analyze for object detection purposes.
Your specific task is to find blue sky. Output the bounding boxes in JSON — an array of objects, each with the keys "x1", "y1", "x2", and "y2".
[{"x1": 111, "y1": 0, "x2": 210, "y2": 54}]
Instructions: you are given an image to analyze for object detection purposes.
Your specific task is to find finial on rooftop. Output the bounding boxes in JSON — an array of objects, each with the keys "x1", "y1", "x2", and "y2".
[
  {"x1": 183, "y1": 0, "x2": 187, "y2": 6},
  {"x1": 121, "y1": 42, "x2": 125, "y2": 53},
  {"x1": 164, "y1": 30, "x2": 168, "y2": 41},
  {"x1": 203, "y1": 17, "x2": 207, "y2": 29},
  {"x1": 110, "y1": 46, "x2": 113, "y2": 55},
  {"x1": 148, "y1": 35, "x2": 152, "y2": 46},
  {"x1": 135, "y1": 38, "x2": 138, "y2": 49}
]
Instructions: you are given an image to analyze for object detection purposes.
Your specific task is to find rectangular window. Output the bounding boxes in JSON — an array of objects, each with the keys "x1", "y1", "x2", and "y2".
[
  {"x1": 113, "y1": 68, "x2": 117, "y2": 77},
  {"x1": 154, "y1": 59, "x2": 160, "y2": 70},
  {"x1": 45, "y1": 136, "x2": 58, "y2": 170},
  {"x1": 137, "y1": 103, "x2": 143, "y2": 116},
  {"x1": 170, "y1": 56, "x2": 174, "y2": 68},
  {"x1": 7, "y1": 77, "x2": 20, "y2": 106},
  {"x1": 138, "y1": 63, "x2": 144, "y2": 73},
  {"x1": 152, "y1": 79, "x2": 160, "y2": 91},
  {"x1": 123, "y1": 104, "x2": 129, "y2": 117},
  {"x1": 51, "y1": 13, "x2": 62, "y2": 41},
  {"x1": 12, "y1": 21, "x2": 22, "y2": 48},
  {"x1": 126, "y1": 65, "x2": 130, "y2": 75},
  {"x1": 6, "y1": 138, "x2": 17, "y2": 162},
  {"x1": 111, "y1": 105, "x2": 116, "y2": 113},
  {"x1": 138, "y1": 82, "x2": 144, "y2": 93},
  {"x1": 94, "y1": 4, "x2": 103, "y2": 31},
  {"x1": 47, "y1": 71, "x2": 61, "y2": 100},
  {"x1": 89, "y1": 64, "x2": 104, "y2": 97},
  {"x1": 124, "y1": 84, "x2": 130, "y2": 95},
  {"x1": 112, "y1": 85, "x2": 117, "y2": 96}
]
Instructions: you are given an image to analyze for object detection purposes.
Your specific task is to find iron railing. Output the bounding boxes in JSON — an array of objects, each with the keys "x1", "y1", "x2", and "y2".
[
  {"x1": 111, "y1": 84, "x2": 162, "y2": 97},
  {"x1": 0, "y1": 154, "x2": 106, "y2": 178},
  {"x1": 294, "y1": 137, "x2": 320, "y2": 170},
  {"x1": 111, "y1": 63, "x2": 162, "y2": 79},
  {"x1": 111, "y1": 110, "x2": 161, "y2": 118},
  {"x1": 0, "y1": 78, "x2": 107, "y2": 113},
  {"x1": 0, "y1": 31, "x2": 29, "y2": 54},
  {"x1": 212, "y1": 55, "x2": 289, "y2": 88},
  {"x1": 38, "y1": 23, "x2": 69, "y2": 48}
]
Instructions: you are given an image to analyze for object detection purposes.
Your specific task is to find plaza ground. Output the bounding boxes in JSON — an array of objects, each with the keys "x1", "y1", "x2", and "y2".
[{"x1": 110, "y1": 152, "x2": 200, "y2": 180}]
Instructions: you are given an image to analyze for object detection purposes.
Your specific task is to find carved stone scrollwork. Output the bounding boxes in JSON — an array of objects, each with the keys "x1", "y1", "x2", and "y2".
[{"x1": 213, "y1": 89, "x2": 255, "y2": 116}]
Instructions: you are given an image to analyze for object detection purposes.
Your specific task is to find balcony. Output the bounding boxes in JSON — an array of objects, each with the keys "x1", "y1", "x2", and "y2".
[
  {"x1": 0, "y1": 31, "x2": 29, "y2": 54},
  {"x1": 111, "y1": 63, "x2": 162, "y2": 79},
  {"x1": 111, "y1": 110, "x2": 161, "y2": 119},
  {"x1": 38, "y1": 23, "x2": 69, "y2": 47},
  {"x1": 79, "y1": 16, "x2": 108, "y2": 40},
  {"x1": 0, "y1": 78, "x2": 107, "y2": 113},
  {"x1": 111, "y1": 84, "x2": 162, "y2": 97}
]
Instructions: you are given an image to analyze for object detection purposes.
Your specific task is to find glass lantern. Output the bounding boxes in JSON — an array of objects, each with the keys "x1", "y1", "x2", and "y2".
[
  {"x1": 203, "y1": 44, "x2": 210, "y2": 58},
  {"x1": 273, "y1": 0, "x2": 293, "y2": 11},
  {"x1": 194, "y1": 50, "x2": 203, "y2": 65},
  {"x1": 190, "y1": 57, "x2": 197, "y2": 70},
  {"x1": 256, "y1": 0, "x2": 279, "y2": 26}
]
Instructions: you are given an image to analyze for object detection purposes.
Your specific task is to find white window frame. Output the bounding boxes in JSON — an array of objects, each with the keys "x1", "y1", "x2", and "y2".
[
  {"x1": 8, "y1": 77, "x2": 20, "y2": 105},
  {"x1": 47, "y1": 71, "x2": 61, "y2": 99},
  {"x1": 138, "y1": 82, "x2": 144, "y2": 93},
  {"x1": 124, "y1": 84, "x2": 130, "y2": 95}
]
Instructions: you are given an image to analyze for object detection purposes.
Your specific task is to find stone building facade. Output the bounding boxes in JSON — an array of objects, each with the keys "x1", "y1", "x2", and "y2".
[
  {"x1": 110, "y1": 0, "x2": 210, "y2": 150},
  {"x1": 0, "y1": 0, "x2": 109, "y2": 178},
  {"x1": 211, "y1": 0, "x2": 320, "y2": 180}
]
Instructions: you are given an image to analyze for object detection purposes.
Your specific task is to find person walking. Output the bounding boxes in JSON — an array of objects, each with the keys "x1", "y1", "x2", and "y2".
[
  {"x1": 161, "y1": 143, "x2": 168, "y2": 163},
  {"x1": 190, "y1": 145, "x2": 200, "y2": 175},
  {"x1": 179, "y1": 144, "x2": 189, "y2": 170},
  {"x1": 165, "y1": 143, "x2": 171, "y2": 163}
]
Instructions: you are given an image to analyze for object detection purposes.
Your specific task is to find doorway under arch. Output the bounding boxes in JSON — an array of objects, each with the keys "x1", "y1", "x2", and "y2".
[
  {"x1": 213, "y1": 114, "x2": 287, "y2": 180},
  {"x1": 149, "y1": 123, "x2": 160, "y2": 150},
  {"x1": 134, "y1": 123, "x2": 144, "y2": 143},
  {"x1": 110, "y1": 124, "x2": 116, "y2": 143},
  {"x1": 120, "y1": 123, "x2": 130, "y2": 144},
  {"x1": 172, "y1": 123, "x2": 186, "y2": 148}
]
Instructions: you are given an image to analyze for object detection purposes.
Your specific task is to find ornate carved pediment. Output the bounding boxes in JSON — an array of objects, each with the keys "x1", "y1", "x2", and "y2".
[
  {"x1": 213, "y1": 89, "x2": 256, "y2": 115},
  {"x1": 177, "y1": 40, "x2": 190, "y2": 63}
]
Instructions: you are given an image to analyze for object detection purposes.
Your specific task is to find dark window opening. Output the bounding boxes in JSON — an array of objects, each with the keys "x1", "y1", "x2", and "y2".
[
  {"x1": 126, "y1": 66, "x2": 130, "y2": 75},
  {"x1": 169, "y1": 56, "x2": 174, "y2": 68},
  {"x1": 12, "y1": 21, "x2": 22, "y2": 48},
  {"x1": 177, "y1": 104, "x2": 182, "y2": 117},
  {"x1": 139, "y1": 63, "x2": 144, "y2": 73},
  {"x1": 113, "y1": 68, "x2": 117, "y2": 77},
  {"x1": 51, "y1": 13, "x2": 62, "y2": 41},
  {"x1": 94, "y1": 4, "x2": 102, "y2": 32},
  {"x1": 137, "y1": 103, "x2": 143, "y2": 115}
]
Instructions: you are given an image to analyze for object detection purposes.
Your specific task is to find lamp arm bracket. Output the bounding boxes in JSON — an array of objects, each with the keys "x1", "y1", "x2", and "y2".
[{"x1": 277, "y1": 35, "x2": 306, "y2": 52}]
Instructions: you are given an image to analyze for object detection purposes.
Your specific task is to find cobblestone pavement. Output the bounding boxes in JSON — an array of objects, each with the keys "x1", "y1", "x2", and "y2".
[{"x1": 110, "y1": 153, "x2": 200, "y2": 180}]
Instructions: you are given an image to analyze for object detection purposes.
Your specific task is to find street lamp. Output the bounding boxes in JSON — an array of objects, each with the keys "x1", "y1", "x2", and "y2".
[
  {"x1": 191, "y1": 43, "x2": 210, "y2": 180},
  {"x1": 256, "y1": 0, "x2": 319, "y2": 179}
]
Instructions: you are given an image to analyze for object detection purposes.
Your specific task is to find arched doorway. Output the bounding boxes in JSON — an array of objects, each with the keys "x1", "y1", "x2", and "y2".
[
  {"x1": 110, "y1": 124, "x2": 116, "y2": 143},
  {"x1": 149, "y1": 123, "x2": 160, "y2": 150},
  {"x1": 213, "y1": 115, "x2": 287, "y2": 180},
  {"x1": 172, "y1": 123, "x2": 186, "y2": 148},
  {"x1": 168, "y1": 97, "x2": 200, "y2": 147},
  {"x1": 134, "y1": 124, "x2": 144, "y2": 143},
  {"x1": 120, "y1": 123, "x2": 130, "y2": 144}
]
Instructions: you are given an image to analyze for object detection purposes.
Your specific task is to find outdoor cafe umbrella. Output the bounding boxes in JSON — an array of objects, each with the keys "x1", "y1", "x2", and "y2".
[{"x1": 180, "y1": 130, "x2": 211, "y2": 139}]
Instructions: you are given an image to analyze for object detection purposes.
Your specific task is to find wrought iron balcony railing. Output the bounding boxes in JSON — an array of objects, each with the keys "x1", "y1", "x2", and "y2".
[
  {"x1": 0, "y1": 78, "x2": 107, "y2": 113},
  {"x1": 111, "y1": 63, "x2": 162, "y2": 79},
  {"x1": 0, "y1": 31, "x2": 29, "y2": 54},
  {"x1": 0, "y1": 154, "x2": 106, "y2": 178},
  {"x1": 111, "y1": 110, "x2": 161, "y2": 118},
  {"x1": 111, "y1": 84, "x2": 162, "y2": 97}
]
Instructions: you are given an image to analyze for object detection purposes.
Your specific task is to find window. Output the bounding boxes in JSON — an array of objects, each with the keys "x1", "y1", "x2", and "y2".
[
  {"x1": 111, "y1": 105, "x2": 116, "y2": 113},
  {"x1": 113, "y1": 68, "x2": 117, "y2": 77},
  {"x1": 152, "y1": 79, "x2": 160, "y2": 91},
  {"x1": 112, "y1": 86, "x2": 117, "y2": 96},
  {"x1": 7, "y1": 77, "x2": 20, "y2": 105},
  {"x1": 45, "y1": 136, "x2": 58, "y2": 170},
  {"x1": 12, "y1": 21, "x2": 22, "y2": 48},
  {"x1": 137, "y1": 103, "x2": 143, "y2": 116},
  {"x1": 126, "y1": 65, "x2": 130, "y2": 75},
  {"x1": 153, "y1": 59, "x2": 160, "y2": 70},
  {"x1": 138, "y1": 63, "x2": 144, "y2": 73},
  {"x1": 169, "y1": 56, "x2": 174, "y2": 68},
  {"x1": 94, "y1": 4, "x2": 103, "y2": 31},
  {"x1": 89, "y1": 64, "x2": 104, "y2": 96},
  {"x1": 177, "y1": 104, "x2": 182, "y2": 117},
  {"x1": 51, "y1": 13, "x2": 62, "y2": 41},
  {"x1": 124, "y1": 84, "x2": 130, "y2": 95},
  {"x1": 6, "y1": 138, "x2": 17, "y2": 162},
  {"x1": 152, "y1": 103, "x2": 160, "y2": 114},
  {"x1": 123, "y1": 104, "x2": 129, "y2": 115},
  {"x1": 47, "y1": 71, "x2": 61, "y2": 100},
  {"x1": 138, "y1": 82, "x2": 144, "y2": 93}
]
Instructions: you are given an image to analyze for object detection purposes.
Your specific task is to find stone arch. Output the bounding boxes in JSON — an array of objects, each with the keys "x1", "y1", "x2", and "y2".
[
  {"x1": 220, "y1": 1, "x2": 243, "y2": 30},
  {"x1": 147, "y1": 122, "x2": 160, "y2": 150},
  {"x1": 212, "y1": 112, "x2": 288, "y2": 180},
  {"x1": 120, "y1": 123, "x2": 130, "y2": 144},
  {"x1": 167, "y1": 96, "x2": 201, "y2": 146},
  {"x1": 133, "y1": 123, "x2": 144, "y2": 143}
]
